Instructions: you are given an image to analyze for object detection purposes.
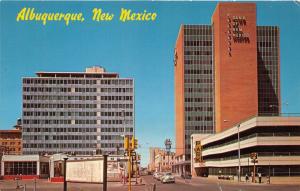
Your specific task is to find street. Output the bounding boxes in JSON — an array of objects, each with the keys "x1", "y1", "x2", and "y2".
[
  {"x1": 142, "y1": 175, "x2": 300, "y2": 191},
  {"x1": 1, "y1": 176, "x2": 300, "y2": 191}
]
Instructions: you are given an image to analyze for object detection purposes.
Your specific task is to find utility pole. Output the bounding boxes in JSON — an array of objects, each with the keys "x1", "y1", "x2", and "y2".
[
  {"x1": 103, "y1": 154, "x2": 108, "y2": 191},
  {"x1": 237, "y1": 124, "x2": 241, "y2": 182},
  {"x1": 124, "y1": 136, "x2": 138, "y2": 191},
  {"x1": 63, "y1": 157, "x2": 68, "y2": 191}
]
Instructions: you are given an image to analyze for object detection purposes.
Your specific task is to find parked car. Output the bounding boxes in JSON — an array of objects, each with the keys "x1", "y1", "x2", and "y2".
[
  {"x1": 181, "y1": 173, "x2": 192, "y2": 179},
  {"x1": 156, "y1": 173, "x2": 164, "y2": 181},
  {"x1": 162, "y1": 174, "x2": 175, "y2": 184},
  {"x1": 160, "y1": 172, "x2": 172, "y2": 181},
  {"x1": 153, "y1": 172, "x2": 159, "y2": 179}
]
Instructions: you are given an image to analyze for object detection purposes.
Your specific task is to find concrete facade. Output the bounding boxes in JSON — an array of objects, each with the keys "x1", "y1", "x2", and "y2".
[
  {"x1": 191, "y1": 116, "x2": 300, "y2": 177},
  {"x1": 22, "y1": 67, "x2": 134, "y2": 155},
  {"x1": 174, "y1": 2, "x2": 280, "y2": 176}
]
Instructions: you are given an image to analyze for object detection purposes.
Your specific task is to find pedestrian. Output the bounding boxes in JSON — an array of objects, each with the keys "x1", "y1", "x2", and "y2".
[
  {"x1": 258, "y1": 173, "x2": 262, "y2": 183},
  {"x1": 245, "y1": 173, "x2": 249, "y2": 182}
]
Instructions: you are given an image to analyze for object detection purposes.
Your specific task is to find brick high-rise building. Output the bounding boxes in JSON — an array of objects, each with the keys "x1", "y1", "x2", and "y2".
[
  {"x1": 22, "y1": 66, "x2": 134, "y2": 155},
  {"x1": 174, "y1": 2, "x2": 280, "y2": 174}
]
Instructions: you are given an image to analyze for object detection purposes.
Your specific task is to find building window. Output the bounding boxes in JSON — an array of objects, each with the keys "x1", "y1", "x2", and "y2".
[{"x1": 4, "y1": 161, "x2": 37, "y2": 175}]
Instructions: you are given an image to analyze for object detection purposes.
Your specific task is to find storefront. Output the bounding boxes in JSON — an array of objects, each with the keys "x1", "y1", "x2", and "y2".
[{"x1": 1, "y1": 155, "x2": 49, "y2": 180}]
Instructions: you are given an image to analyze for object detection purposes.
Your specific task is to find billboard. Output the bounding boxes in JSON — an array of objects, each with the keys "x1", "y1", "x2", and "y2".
[{"x1": 66, "y1": 159, "x2": 103, "y2": 183}]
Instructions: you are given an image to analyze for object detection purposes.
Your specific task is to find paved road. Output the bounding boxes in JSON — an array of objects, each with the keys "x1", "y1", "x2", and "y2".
[
  {"x1": 1, "y1": 176, "x2": 300, "y2": 191},
  {"x1": 143, "y1": 175, "x2": 300, "y2": 191}
]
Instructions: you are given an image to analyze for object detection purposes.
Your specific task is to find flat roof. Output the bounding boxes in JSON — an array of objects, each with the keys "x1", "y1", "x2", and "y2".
[
  {"x1": 35, "y1": 72, "x2": 119, "y2": 78},
  {"x1": 200, "y1": 116, "x2": 300, "y2": 146}
]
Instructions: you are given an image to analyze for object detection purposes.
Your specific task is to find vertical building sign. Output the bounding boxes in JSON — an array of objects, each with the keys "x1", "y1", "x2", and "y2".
[{"x1": 194, "y1": 141, "x2": 202, "y2": 163}]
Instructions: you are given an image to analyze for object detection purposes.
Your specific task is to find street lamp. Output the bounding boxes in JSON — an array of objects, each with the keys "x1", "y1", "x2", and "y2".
[
  {"x1": 237, "y1": 124, "x2": 241, "y2": 182},
  {"x1": 120, "y1": 134, "x2": 126, "y2": 185},
  {"x1": 224, "y1": 120, "x2": 241, "y2": 182}
]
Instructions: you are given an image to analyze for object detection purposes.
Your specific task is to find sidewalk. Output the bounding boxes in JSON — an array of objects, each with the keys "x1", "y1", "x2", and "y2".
[
  {"x1": 120, "y1": 177, "x2": 146, "y2": 186},
  {"x1": 175, "y1": 175, "x2": 300, "y2": 186}
]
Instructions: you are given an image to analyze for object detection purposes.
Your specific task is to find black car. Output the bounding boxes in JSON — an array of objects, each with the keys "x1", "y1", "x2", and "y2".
[{"x1": 181, "y1": 174, "x2": 192, "y2": 179}]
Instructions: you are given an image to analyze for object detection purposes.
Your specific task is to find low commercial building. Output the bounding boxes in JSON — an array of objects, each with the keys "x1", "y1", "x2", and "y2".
[
  {"x1": 154, "y1": 151, "x2": 175, "y2": 172},
  {"x1": 1, "y1": 155, "x2": 49, "y2": 180},
  {"x1": 191, "y1": 117, "x2": 300, "y2": 179},
  {"x1": 0, "y1": 119, "x2": 22, "y2": 155},
  {"x1": 148, "y1": 147, "x2": 160, "y2": 172}
]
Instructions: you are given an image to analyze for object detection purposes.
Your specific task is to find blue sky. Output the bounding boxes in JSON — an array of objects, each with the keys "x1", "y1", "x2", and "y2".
[{"x1": 1, "y1": 1, "x2": 300, "y2": 166}]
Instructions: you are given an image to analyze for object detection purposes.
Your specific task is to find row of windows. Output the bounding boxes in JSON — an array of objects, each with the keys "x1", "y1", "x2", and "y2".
[
  {"x1": 23, "y1": 127, "x2": 97, "y2": 133},
  {"x1": 53, "y1": 135, "x2": 97, "y2": 140},
  {"x1": 75, "y1": 88, "x2": 97, "y2": 92},
  {"x1": 257, "y1": 41, "x2": 278, "y2": 48},
  {"x1": 258, "y1": 60, "x2": 278, "y2": 66},
  {"x1": 101, "y1": 143, "x2": 123, "y2": 148},
  {"x1": 23, "y1": 135, "x2": 97, "y2": 141},
  {"x1": 75, "y1": 120, "x2": 97, "y2": 124},
  {"x1": 185, "y1": 87, "x2": 212, "y2": 93},
  {"x1": 100, "y1": 79, "x2": 132, "y2": 85},
  {"x1": 1, "y1": 142, "x2": 21, "y2": 145},
  {"x1": 185, "y1": 107, "x2": 213, "y2": 112},
  {"x1": 23, "y1": 143, "x2": 97, "y2": 148},
  {"x1": 184, "y1": 79, "x2": 213, "y2": 84},
  {"x1": 101, "y1": 104, "x2": 133, "y2": 109},
  {"x1": 4, "y1": 162, "x2": 37, "y2": 175},
  {"x1": 101, "y1": 135, "x2": 124, "y2": 140},
  {"x1": 257, "y1": 27, "x2": 278, "y2": 36},
  {"x1": 184, "y1": 40, "x2": 212, "y2": 47},
  {"x1": 186, "y1": 126, "x2": 214, "y2": 131},
  {"x1": 23, "y1": 119, "x2": 72, "y2": 125},
  {"x1": 23, "y1": 95, "x2": 97, "y2": 101},
  {"x1": 23, "y1": 79, "x2": 132, "y2": 85},
  {"x1": 101, "y1": 127, "x2": 126, "y2": 132},
  {"x1": 101, "y1": 96, "x2": 133, "y2": 101},
  {"x1": 23, "y1": 119, "x2": 98, "y2": 125},
  {"x1": 101, "y1": 112, "x2": 132, "y2": 117},
  {"x1": 101, "y1": 120, "x2": 133, "y2": 125},
  {"x1": 185, "y1": 70, "x2": 212, "y2": 75},
  {"x1": 257, "y1": 51, "x2": 278, "y2": 57},
  {"x1": 185, "y1": 97, "x2": 213, "y2": 103},
  {"x1": 184, "y1": 51, "x2": 212, "y2": 56},
  {"x1": 185, "y1": 60, "x2": 212, "y2": 65},
  {"x1": 24, "y1": 111, "x2": 97, "y2": 117},
  {"x1": 23, "y1": 87, "x2": 71, "y2": 92},
  {"x1": 23, "y1": 103, "x2": 97, "y2": 109},
  {"x1": 100, "y1": 88, "x2": 133, "y2": 93},
  {"x1": 185, "y1": 86, "x2": 214, "y2": 92},
  {"x1": 184, "y1": 26, "x2": 212, "y2": 35},
  {"x1": 186, "y1": 116, "x2": 213, "y2": 121}
]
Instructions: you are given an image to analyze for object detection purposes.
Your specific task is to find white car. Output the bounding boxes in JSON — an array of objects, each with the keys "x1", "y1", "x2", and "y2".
[
  {"x1": 153, "y1": 172, "x2": 159, "y2": 179},
  {"x1": 162, "y1": 174, "x2": 175, "y2": 184}
]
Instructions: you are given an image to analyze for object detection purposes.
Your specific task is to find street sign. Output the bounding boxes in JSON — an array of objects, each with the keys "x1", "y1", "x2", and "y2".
[{"x1": 194, "y1": 141, "x2": 202, "y2": 163}]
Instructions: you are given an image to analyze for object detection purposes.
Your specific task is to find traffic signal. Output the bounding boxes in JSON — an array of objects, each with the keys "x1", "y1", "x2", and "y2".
[
  {"x1": 131, "y1": 137, "x2": 138, "y2": 150},
  {"x1": 250, "y1": 152, "x2": 257, "y2": 160},
  {"x1": 124, "y1": 137, "x2": 130, "y2": 151}
]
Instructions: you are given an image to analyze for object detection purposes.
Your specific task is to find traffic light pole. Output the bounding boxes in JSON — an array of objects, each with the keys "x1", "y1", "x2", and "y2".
[
  {"x1": 128, "y1": 148, "x2": 132, "y2": 191},
  {"x1": 253, "y1": 160, "x2": 256, "y2": 183},
  {"x1": 135, "y1": 155, "x2": 138, "y2": 184}
]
